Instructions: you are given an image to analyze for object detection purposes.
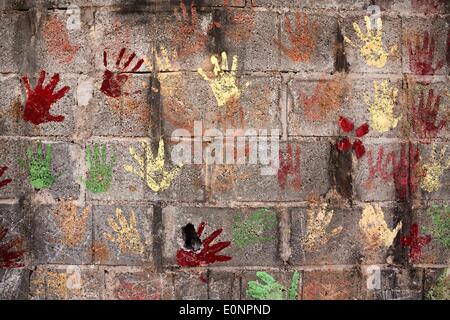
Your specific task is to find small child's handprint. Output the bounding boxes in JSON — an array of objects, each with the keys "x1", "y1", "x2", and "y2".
[
  {"x1": 232, "y1": 208, "x2": 277, "y2": 248},
  {"x1": 85, "y1": 144, "x2": 116, "y2": 193},
  {"x1": 53, "y1": 200, "x2": 91, "y2": 247},
  {"x1": 365, "y1": 80, "x2": 400, "y2": 133},
  {"x1": 246, "y1": 271, "x2": 300, "y2": 300},
  {"x1": 19, "y1": 143, "x2": 56, "y2": 190}
]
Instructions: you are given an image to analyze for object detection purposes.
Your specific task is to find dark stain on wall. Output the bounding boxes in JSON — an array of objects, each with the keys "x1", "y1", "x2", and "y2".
[
  {"x1": 207, "y1": 9, "x2": 228, "y2": 55},
  {"x1": 329, "y1": 144, "x2": 352, "y2": 201},
  {"x1": 334, "y1": 24, "x2": 349, "y2": 73}
]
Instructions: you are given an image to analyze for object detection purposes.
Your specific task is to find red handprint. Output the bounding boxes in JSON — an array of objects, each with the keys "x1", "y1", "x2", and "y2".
[
  {"x1": 401, "y1": 223, "x2": 431, "y2": 262},
  {"x1": 0, "y1": 226, "x2": 24, "y2": 268},
  {"x1": 101, "y1": 48, "x2": 144, "y2": 98},
  {"x1": 176, "y1": 222, "x2": 231, "y2": 267},
  {"x1": 277, "y1": 144, "x2": 301, "y2": 191},
  {"x1": 411, "y1": 89, "x2": 446, "y2": 139},
  {"x1": 22, "y1": 70, "x2": 70, "y2": 125},
  {"x1": 408, "y1": 31, "x2": 444, "y2": 75},
  {"x1": 392, "y1": 143, "x2": 420, "y2": 200},
  {"x1": 0, "y1": 166, "x2": 12, "y2": 189}
]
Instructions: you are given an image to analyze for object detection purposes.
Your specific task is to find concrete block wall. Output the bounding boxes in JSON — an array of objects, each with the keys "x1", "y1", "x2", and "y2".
[{"x1": 0, "y1": 0, "x2": 449, "y2": 300}]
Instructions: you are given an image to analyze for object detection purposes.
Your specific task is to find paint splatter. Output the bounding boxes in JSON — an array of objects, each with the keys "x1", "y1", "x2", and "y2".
[
  {"x1": 0, "y1": 226, "x2": 24, "y2": 268},
  {"x1": 423, "y1": 205, "x2": 450, "y2": 248},
  {"x1": 104, "y1": 208, "x2": 144, "y2": 255},
  {"x1": 420, "y1": 144, "x2": 450, "y2": 193},
  {"x1": 365, "y1": 80, "x2": 400, "y2": 133},
  {"x1": 22, "y1": 70, "x2": 70, "y2": 125},
  {"x1": 85, "y1": 144, "x2": 116, "y2": 193},
  {"x1": 303, "y1": 204, "x2": 343, "y2": 251},
  {"x1": 344, "y1": 16, "x2": 397, "y2": 68},
  {"x1": 53, "y1": 200, "x2": 90, "y2": 247},
  {"x1": 176, "y1": 221, "x2": 231, "y2": 267},
  {"x1": 124, "y1": 139, "x2": 182, "y2": 193},
  {"x1": 19, "y1": 143, "x2": 56, "y2": 190},
  {"x1": 336, "y1": 116, "x2": 369, "y2": 159},
  {"x1": 232, "y1": 208, "x2": 277, "y2": 249},
  {"x1": 401, "y1": 223, "x2": 431, "y2": 262},
  {"x1": 101, "y1": 48, "x2": 144, "y2": 98},
  {"x1": 246, "y1": 271, "x2": 300, "y2": 300},
  {"x1": 198, "y1": 52, "x2": 242, "y2": 107},
  {"x1": 408, "y1": 31, "x2": 444, "y2": 75},
  {"x1": 275, "y1": 12, "x2": 318, "y2": 63},
  {"x1": 42, "y1": 16, "x2": 79, "y2": 65},
  {"x1": 359, "y1": 204, "x2": 402, "y2": 250},
  {"x1": 277, "y1": 144, "x2": 301, "y2": 192},
  {"x1": 0, "y1": 166, "x2": 12, "y2": 189},
  {"x1": 411, "y1": 89, "x2": 446, "y2": 140}
]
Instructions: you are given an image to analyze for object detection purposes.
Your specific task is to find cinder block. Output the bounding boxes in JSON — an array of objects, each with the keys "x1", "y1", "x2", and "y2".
[
  {"x1": 209, "y1": 271, "x2": 241, "y2": 300},
  {"x1": 251, "y1": 0, "x2": 370, "y2": 10},
  {"x1": 371, "y1": 267, "x2": 424, "y2": 300}
]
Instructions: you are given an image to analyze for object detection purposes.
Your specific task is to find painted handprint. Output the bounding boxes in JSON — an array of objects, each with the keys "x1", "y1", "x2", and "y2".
[
  {"x1": 198, "y1": 52, "x2": 241, "y2": 107},
  {"x1": 365, "y1": 80, "x2": 400, "y2": 133},
  {"x1": 246, "y1": 271, "x2": 300, "y2": 300},
  {"x1": 344, "y1": 16, "x2": 397, "y2": 68},
  {"x1": 85, "y1": 144, "x2": 116, "y2": 193},
  {"x1": 124, "y1": 138, "x2": 182, "y2": 193},
  {"x1": 0, "y1": 166, "x2": 12, "y2": 189},
  {"x1": 19, "y1": 143, "x2": 56, "y2": 190},
  {"x1": 411, "y1": 89, "x2": 446, "y2": 139},
  {"x1": 392, "y1": 143, "x2": 420, "y2": 200},
  {"x1": 0, "y1": 226, "x2": 24, "y2": 268},
  {"x1": 101, "y1": 48, "x2": 144, "y2": 98},
  {"x1": 53, "y1": 200, "x2": 90, "y2": 247},
  {"x1": 171, "y1": 0, "x2": 207, "y2": 58},
  {"x1": 232, "y1": 208, "x2": 277, "y2": 248},
  {"x1": 401, "y1": 223, "x2": 431, "y2": 262},
  {"x1": 104, "y1": 208, "x2": 144, "y2": 255},
  {"x1": 43, "y1": 16, "x2": 79, "y2": 65},
  {"x1": 277, "y1": 144, "x2": 301, "y2": 191},
  {"x1": 420, "y1": 144, "x2": 450, "y2": 193},
  {"x1": 408, "y1": 31, "x2": 444, "y2": 75},
  {"x1": 22, "y1": 70, "x2": 70, "y2": 125},
  {"x1": 275, "y1": 12, "x2": 318, "y2": 63},
  {"x1": 424, "y1": 205, "x2": 450, "y2": 248},
  {"x1": 303, "y1": 204, "x2": 343, "y2": 252},
  {"x1": 176, "y1": 221, "x2": 231, "y2": 267},
  {"x1": 336, "y1": 116, "x2": 369, "y2": 159},
  {"x1": 359, "y1": 204, "x2": 402, "y2": 250}
]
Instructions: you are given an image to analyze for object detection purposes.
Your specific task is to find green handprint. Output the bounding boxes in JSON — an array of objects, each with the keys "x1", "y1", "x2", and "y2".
[
  {"x1": 19, "y1": 143, "x2": 56, "y2": 189},
  {"x1": 423, "y1": 205, "x2": 450, "y2": 248},
  {"x1": 246, "y1": 271, "x2": 300, "y2": 300},
  {"x1": 85, "y1": 144, "x2": 116, "y2": 193},
  {"x1": 232, "y1": 209, "x2": 277, "y2": 248}
]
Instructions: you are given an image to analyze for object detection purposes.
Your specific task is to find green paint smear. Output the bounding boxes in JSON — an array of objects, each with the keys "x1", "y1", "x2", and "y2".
[
  {"x1": 232, "y1": 208, "x2": 277, "y2": 248},
  {"x1": 85, "y1": 144, "x2": 116, "y2": 193},
  {"x1": 19, "y1": 143, "x2": 56, "y2": 190},
  {"x1": 427, "y1": 271, "x2": 449, "y2": 300},
  {"x1": 246, "y1": 271, "x2": 300, "y2": 300},
  {"x1": 423, "y1": 205, "x2": 450, "y2": 248}
]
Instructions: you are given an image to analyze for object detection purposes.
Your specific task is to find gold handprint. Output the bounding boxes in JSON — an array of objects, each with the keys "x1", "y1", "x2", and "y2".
[
  {"x1": 344, "y1": 16, "x2": 397, "y2": 68},
  {"x1": 104, "y1": 208, "x2": 144, "y2": 255},
  {"x1": 421, "y1": 144, "x2": 450, "y2": 193},
  {"x1": 365, "y1": 80, "x2": 401, "y2": 133},
  {"x1": 302, "y1": 204, "x2": 343, "y2": 251},
  {"x1": 124, "y1": 138, "x2": 182, "y2": 192},
  {"x1": 197, "y1": 52, "x2": 241, "y2": 107},
  {"x1": 53, "y1": 200, "x2": 90, "y2": 247},
  {"x1": 359, "y1": 204, "x2": 402, "y2": 250}
]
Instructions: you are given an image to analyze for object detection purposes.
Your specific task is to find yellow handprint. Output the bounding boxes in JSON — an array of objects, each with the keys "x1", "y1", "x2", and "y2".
[
  {"x1": 104, "y1": 208, "x2": 144, "y2": 255},
  {"x1": 365, "y1": 80, "x2": 400, "y2": 133},
  {"x1": 344, "y1": 16, "x2": 397, "y2": 68},
  {"x1": 124, "y1": 138, "x2": 182, "y2": 192},
  {"x1": 197, "y1": 52, "x2": 241, "y2": 107},
  {"x1": 302, "y1": 204, "x2": 343, "y2": 252},
  {"x1": 359, "y1": 204, "x2": 402, "y2": 250},
  {"x1": 53, "y1": 200, "x2": 90, "y2": 247},
  {"x1": 421, "y1": 144, "x2": 450, "y2": 193}
]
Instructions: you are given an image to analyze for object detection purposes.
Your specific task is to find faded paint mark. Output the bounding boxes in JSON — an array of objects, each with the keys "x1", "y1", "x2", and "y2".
[
  {"x1": 114, "y1": 280, "x2": 161, "y2": 300},
  {"x1": 411, "y1": 89, "x2": 446, "y2": 140},
  {"x1": 277, "y1": 144, "x2": 301, "y2": 192},
  {"x1": 420, "y1": 144, "x2": 450, "y2": 193},
  {"x1": 19, "y1": 143, "x2": 56, "y2": 190},
  {"x1": 411, "y1": 0, "x2": 444, "y2": 14},
  {"x1": 365, "y1": 80, "x2": 400, "y2": 133},
  {"x1": 424, "y1": 205, "x2": 450, "y2": 248},
  {"x1": 53, "y1": 200, "x2": 90, "y2": 247},
  {"x1": 407, "y1": 31, "x2": 444, "y2": 76},
  {"x1": 303, "y1": 204, "x2": 343, "y2": 252},
  {"x1": 0, "y1": 166, "x2": 12, "y2": 189},
  {"x1": 221, "y1": 0, "x2": 254, "y2": 42},
  {"x1": 0, "y1": 226, "x2": 24, "y2": 268},
  {"x1": 246, "y1": 271, "x2": 300, "y2": 300},
  {"x1": 232, "y1": 208, "x2": 277, "y2": 249},
  {"x1": 104, "y1": 208, "x2": 144, "y2": 255},
  {"x1": 91, "y1": 241, "x2": 109, "y2": 264},
  {"x1": 124, "y1": 139, "x2": 182, "y2": 193},
  {"x1": 85, "y1": 144, "x2": 116, "y2": 193},
  {"x1": 22, "y1": 70, "x2": 70, "y2": 125},
  {"x1": 344, "y1": 16, "x2": 397, "y2": 68},
  {"x1": 401, "y1": 223, "x2": 431, "y2": 262},
  {"x1": 42, "y1": 16, "x2": 79, "y2": 65}
]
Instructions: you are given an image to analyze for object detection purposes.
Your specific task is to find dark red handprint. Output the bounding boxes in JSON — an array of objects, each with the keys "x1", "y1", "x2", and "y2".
[
  {"x1": 401, "y1": 223, "x2": 431, "y2": 262},
  {"x1": 277, "y1": 144, "x2": 301, "y2": 191},
  {"x1": 0, "y1": 166, "x2": 12, "y2": 189},
  {"x1": 408, "y1": 31, "x2": 444, "y2": 75},
  {"x1": 176, "y1": 222, "x2": 231, "y2": 267},
  {"x1": 22, "y1": 71, "x2": 70, "y2": 125},
  {"x1": 0, "y1": 226, "x2": 24, "y2": 268},
  {"x1": 101, "y1": 48, "x2": 144, "y2": 98},
  {"x1": 336, "y1": 116, "x2": 369, "y2": 159},
  {"x1": 411, "y1": 89, "x2": 446, "y2": 139},
  {"x1": 392, "y1": 143, "x2": 420, "y2": 200}
]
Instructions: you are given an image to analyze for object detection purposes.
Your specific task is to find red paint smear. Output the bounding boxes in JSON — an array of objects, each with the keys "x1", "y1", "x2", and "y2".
[
  {"x1": 0, "y1": 227, "x2": 24, "y2": 268},
  {"x1": 352, "y1": 139, "x2": 365, "y2": 159},
  {"x1": 176, "y1": 221, "x2": 231, "y2": 267},
  {"x1": 42, "y1": 16, "x2": 79, "y2": 65},
  {"x1": 355, "y1": 123, "x2": 369, "y2": 138},
  {"x1": 408, "y1": 31, "x2": 444, "y2": 76},
  {"x1": 411, "y1": 89, "x2": 446, "y2": 140},
  {"x1": 0, "y1": 166, "x2": 12, "y2": 189},
  {"x1": 114, "y1": 280, "x2": 161, "y2": 300},
  {"x1": 101, "y1": 48, "x2": 144, "y2": 98},
  {"x1": 22, "y1": 70, "x2": 69, "y2": 125},
  {"x1": 339, "y1": 116, "x2": 354, "y2": 132},
  {"x1": 337, "y1": 137, "x2": 352, "y2": 152},
  {"x1": 277, "y1": 143, "x2": 301, "y2": 192},
  {"x1": 401, "y1": 223, "x2": 431, "y2": 262}
]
